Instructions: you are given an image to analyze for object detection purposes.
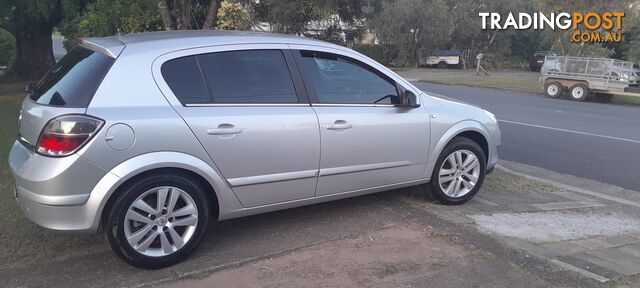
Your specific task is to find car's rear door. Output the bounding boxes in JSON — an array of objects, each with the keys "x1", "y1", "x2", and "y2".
[
  {"x1": 290, "y1": 46, "x2": 430, "y2": 197},
  {"x1": 154, "y1": 45, "x2": 320, "y2": 207}
]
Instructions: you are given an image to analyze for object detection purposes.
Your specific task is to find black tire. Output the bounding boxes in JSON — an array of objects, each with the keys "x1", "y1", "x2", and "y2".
[
  {"x1": 437, "y1": 61, "x2": 447, "y2": 69},
  {"x1": 569, "y1": 83, "x2": 589, "y2": 101},
  {"x1": 104, "y1": 172, "x2": 210, "y2": 269},
  {"x1": 594, "y1": 93, "x2": 614, "y2": 103},
  {"x1": 429, "y1": 137, "x2": 487, "y2": 205},
  {"x1": 544, "y1": 81, "x2": 562, "y2": 98}
]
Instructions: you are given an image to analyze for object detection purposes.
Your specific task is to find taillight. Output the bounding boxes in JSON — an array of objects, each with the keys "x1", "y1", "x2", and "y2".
[{"x1": 36, "y1": 115, "x2": 104, "y2": 157}]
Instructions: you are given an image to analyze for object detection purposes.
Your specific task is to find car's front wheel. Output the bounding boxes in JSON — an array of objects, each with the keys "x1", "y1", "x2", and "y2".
[
  {"x1": 430, "y1": 137, "x2": 486, "y2": 205},
  {"x1": 104, "y1": 172, "x2": 210, "y2": 269}
]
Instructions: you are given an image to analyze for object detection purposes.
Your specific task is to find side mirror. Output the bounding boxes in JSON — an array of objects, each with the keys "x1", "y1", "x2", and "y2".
[
  {"x1": 399, "y1": 90, "x2": 420, "y2": 108},
  {"x1": 25, "y1": 83, "x2": 36, "y2": 94}
]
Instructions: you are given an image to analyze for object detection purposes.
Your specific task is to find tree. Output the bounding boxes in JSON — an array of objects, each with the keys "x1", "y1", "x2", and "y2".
[
  {"x1": 156, "y1": 0, "x2": 221, "y2": 30},
  {"x1": 0, "y1": 28, "x2": 15, "y2": 67},
  {"x1": 61, "y1": 0, "x2": 253, "y2": 51},
  {"x1": 252, "y1": 0, "x2": 319, "y2": 34},
  {"x1": 0, "y1": 0, "x2": 78, "y2": 79},
  {"x1": 251, "y1": 0, "x2": 369, "y2": 41},
  {"x1": 61, "y1": 0, "x2": 163, "y2": 50},
  {"x1": 216, "y1": 1, "x2": 252, "y2": 31},
  {"x1": 533, "y1": 0, "x2": 630, "y2": 57},
  {"x1": 373, "y1": 0, "x2": 450, "y2": 66}
]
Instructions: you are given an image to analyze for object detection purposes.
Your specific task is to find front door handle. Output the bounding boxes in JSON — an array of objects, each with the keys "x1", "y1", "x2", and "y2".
[
  {"x1": 326, "y1": 120, "x2": 352, "y2": 130},
  {"x1": 207, "y1": 124, "x2": 243, "y2": 135}
]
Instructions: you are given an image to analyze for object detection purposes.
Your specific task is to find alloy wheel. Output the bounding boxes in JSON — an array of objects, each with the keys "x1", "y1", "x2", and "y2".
[
  {"x1": 123, "y1": 186, "x2": 199, "y2": 257},
  {"x1": 438, "y1": 149, "x2": 481, "y2": 198}
]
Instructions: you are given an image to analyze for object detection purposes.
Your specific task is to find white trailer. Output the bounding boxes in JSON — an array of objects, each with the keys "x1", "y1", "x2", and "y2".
[
  {"x1": 540, "y1": 56, "x2": 640, "y2": 103},
  {"x1": 425, "y1": 50, "x2": 470, "y2": 69}
]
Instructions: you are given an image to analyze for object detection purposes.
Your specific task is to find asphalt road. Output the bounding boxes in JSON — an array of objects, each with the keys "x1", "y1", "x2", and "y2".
[{"x1": 413, "y1": 82, "x2": 640, "y2": 191}]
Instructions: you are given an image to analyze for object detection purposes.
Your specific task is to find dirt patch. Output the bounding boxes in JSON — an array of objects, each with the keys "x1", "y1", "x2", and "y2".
[{"x1": 165, "y1": 223, "x2": 471, "y2": 288}]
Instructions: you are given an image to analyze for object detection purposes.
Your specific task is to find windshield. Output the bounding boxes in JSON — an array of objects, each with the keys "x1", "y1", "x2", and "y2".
[{"x1": 30, "y1": 47, "x2": 115, "y2": 107}]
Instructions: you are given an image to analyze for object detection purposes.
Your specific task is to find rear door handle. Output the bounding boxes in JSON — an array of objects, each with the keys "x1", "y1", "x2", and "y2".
[
  {"x1": 207, "y1": 124, "x2": 243, "y2": 135},
  {"x1": 208, "y1": 128, "x2": 243, "y2": 135},
  {"x1": 326, "y1": 120, "x2": 352, "y2": 130}
]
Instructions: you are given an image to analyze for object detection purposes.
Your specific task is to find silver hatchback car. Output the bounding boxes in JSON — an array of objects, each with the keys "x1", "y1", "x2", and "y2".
[{"x1": 9, "y1": 31, "x2": 500, "y2": 268}]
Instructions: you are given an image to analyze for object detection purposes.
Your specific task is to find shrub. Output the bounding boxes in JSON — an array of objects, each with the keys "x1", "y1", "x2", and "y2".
[
  {"x1": 0, "y1": 29, "x2": 15, "y2": 68},
  {"x1": 354, "y1": 44, "x2": 397, "y2": 66}
]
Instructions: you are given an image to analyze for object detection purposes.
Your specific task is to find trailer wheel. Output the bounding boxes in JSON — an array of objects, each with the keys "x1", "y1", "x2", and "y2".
[
  {"x1": 544, "y1": 82, "x2": 562, "y2": 98},
  {"x1": 437, "y1": 61, "x2": 447, "y2": 69},
  {"x1": 594, "y1": 93, "x2": 614, "y2": 103},
  {"x1": 569, "y1": 84, "x2": 589, "y2": 101}
]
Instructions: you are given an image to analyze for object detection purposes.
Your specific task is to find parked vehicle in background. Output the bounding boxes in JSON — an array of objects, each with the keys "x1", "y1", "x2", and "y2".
[
  {"x1": 425, "y1": 50, "x2": 468, "y2": 69},
  {"x1": 9, "y1": 31, "x2": 500, "y2": 269},
  {"x1": 530, "y1": 51, "x2": 557, "y2": 72},
  {"x1": 540, "y1": 55, "x2": 640, "y2": 103},
  {"x1": 630, "y1": 68, "x2": 640, "y2": 86}
]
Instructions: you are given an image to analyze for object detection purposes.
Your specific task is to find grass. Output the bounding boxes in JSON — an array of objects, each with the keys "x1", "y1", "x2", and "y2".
[
  {"x1": 0, "y1": 82, "x2": 103, "y2": 269},
  {"x1": 416, "y1": 72, "x2": 640, "y2": 105},
  {"x1": 378, "y1": 262, "x2": 418, "y2": 278},
  {"x1": 423, "y1": 76, "x2": 541, "y2": 93},
  {"x1": 483, "y1": 170, "x2": 559, "y2": 194}
]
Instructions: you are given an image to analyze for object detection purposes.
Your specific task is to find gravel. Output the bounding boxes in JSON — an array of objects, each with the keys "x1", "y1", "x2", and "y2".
[{"x1": 470, "y1": 211, "x2": 640, "y2": 242}]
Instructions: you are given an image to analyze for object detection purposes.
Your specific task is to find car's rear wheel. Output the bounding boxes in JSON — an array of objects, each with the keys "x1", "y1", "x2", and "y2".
[
  {"x1": 569, "y1": 83, "x2": 589, "y2": 101},
  {"x1": 437, "y1": 61, "x2": 447, "y2": 69},
  {"x1": 105, "y1": 172, "x2": 210, "y2": 269},
  {"x1": 430, "y1": 137, "x2": 486, "y2": 205},
  {"x1": 544, "y1": 81, "x2": 562, "y2": 98}
]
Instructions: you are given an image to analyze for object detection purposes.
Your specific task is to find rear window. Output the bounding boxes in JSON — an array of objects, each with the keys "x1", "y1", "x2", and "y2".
[
  {"x1": 197, "y1": 50, "x2": 298, "y2": 104},
  {"x1": 161, "y1": 56, "x2": 211, "y2": 104},
  {"x1": 161, "y1": 50, "x2": 299, "y2": 105},
  {"x1": 30, "y1": 47, "x2": 115, "y2": 107}
]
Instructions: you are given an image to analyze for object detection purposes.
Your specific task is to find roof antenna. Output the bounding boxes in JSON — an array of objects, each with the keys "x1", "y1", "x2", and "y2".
[
  {"x1": 191, "y1": 9, "x2": 200, "y2": 29},
  {"x1": 117, "y1": 28, "x2": 123, "y2": 41}
]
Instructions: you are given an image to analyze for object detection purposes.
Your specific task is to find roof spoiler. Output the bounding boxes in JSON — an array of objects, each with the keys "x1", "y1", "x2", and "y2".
[{"x1": 77, "y1": 36, "x2": 125, "y2": 58}]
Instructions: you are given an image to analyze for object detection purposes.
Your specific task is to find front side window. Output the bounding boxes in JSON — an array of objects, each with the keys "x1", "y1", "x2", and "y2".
[
  {"x1": 299, "y1": 50, "x2": 398, "y2": 104},
  {"x1": 197, "y1": 50, "x2": 298, "y2": 104}
]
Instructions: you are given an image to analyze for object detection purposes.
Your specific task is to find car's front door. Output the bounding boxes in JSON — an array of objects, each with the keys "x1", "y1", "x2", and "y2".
[
  {"x1": 292, "y1": 47, "x2": 430, "y2": 196},
  {"x1": 156, "y1": 46, "x2": 320, "y2": 207}
]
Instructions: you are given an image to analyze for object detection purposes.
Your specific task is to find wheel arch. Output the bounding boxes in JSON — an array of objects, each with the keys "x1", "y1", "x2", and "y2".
[
  {"x1": 425, "y1": 121, "x2": 491, "y2": 180},
  {"x1": 85, "y1": 152, "x2": 242, "y2": 232}
]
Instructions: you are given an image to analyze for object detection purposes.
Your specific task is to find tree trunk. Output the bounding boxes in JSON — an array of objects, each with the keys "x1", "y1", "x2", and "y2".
[
  {"x1": 175, "y1": 0, "x2": 193, "y2": 30},
  {"x1": 157, "y1": 0, "x2": 176, "y2": 30},
  {"x1": 8, "y1": 24, "x2": 55, "y2": 80},
  {"x1": 202, "y1": 0, "x2": 221, "y2": 30}
]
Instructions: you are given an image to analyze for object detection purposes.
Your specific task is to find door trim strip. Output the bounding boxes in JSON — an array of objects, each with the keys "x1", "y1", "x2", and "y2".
[
  {"x1": 319, "y1": 161, "x2": 412, "y2": 177},
  {"x1": 227, "y1": 169, "x2": 318, "y2": 187},
  {"x1": 185, "y1": 103, "x2": 309, "y2": 107}
]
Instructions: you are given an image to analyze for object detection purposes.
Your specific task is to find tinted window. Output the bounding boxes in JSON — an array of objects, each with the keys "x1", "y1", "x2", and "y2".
[
  {"x1": 197, "y1": 50, "x2": 298, "y2": 103},
  {"x1": 30, "y1": 47, "x2": 114, "y2": 107},
  {"x1": 299, "y1": 50, "x2": 398, "y2": 104},
  {"x1": 161, "y1": 56, "x2": 211, "y2": 104}
]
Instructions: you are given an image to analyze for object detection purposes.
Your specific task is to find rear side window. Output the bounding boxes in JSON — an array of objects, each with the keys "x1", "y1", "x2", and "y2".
[
  {"x1": 161, "y1": 56, "x2": 211, "y2": 104},
  {"x1": 298, "y1": 50, "x2": 398, "y2": 104},
  {"x1": 197, "y1": 50, "x2": 298, "y2": 104},
  {"x1": 30, "y1": 47, "x2": 115, "y2": 107}
]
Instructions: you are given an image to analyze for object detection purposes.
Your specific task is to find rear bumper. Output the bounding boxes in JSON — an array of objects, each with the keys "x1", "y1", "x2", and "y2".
[
  {"x1": 9, "y1": 140, "x2": 109, "y2": 233},
  {"x1": 15, "y1": 191, "x2": 98, "y2": 233}
]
